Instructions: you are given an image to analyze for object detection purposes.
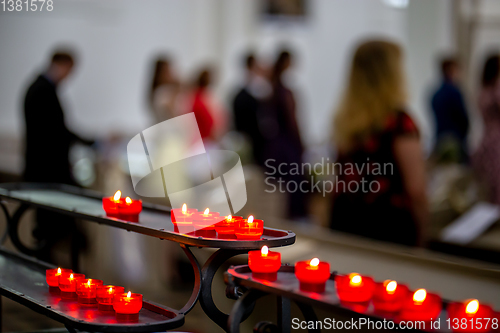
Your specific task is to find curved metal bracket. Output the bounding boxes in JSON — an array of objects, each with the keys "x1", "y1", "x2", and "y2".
[
  {"x1": 179, "y1": 244, "x2": 201, "y2": 315},
  {"x1": 8, "y1": 204, "x2": 46, "y2": 256},
  {"x1": 198, "y1": 249, "x2": 248, "y2": 331},
  {"x1": 228, "y1": 289, "x2": 267, "y2": 333},
  {"x1": 0, "y1": 201, "x2": 10, "y2": 246}
]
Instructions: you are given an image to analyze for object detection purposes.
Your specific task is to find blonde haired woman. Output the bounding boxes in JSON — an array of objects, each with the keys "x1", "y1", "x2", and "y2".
[{"x1": 330, "y1": 40, "x2": 427, "y2": 246}]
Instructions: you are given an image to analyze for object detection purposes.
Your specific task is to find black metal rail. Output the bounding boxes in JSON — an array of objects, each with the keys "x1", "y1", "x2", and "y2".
[
  {"x1": 225, "y1": 265, "x2": 452, "y2": 333},
  {"x1": 0, "y1": 183, "x2": 296, "y2": 332},
  {"x1": 0, "y1": 247, "x2": 184, "y2": 332}
]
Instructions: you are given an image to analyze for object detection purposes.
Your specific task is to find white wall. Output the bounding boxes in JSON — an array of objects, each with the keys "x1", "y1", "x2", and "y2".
[{"x1": 0, "y1": 0, "x2": 454, "y2": 160}]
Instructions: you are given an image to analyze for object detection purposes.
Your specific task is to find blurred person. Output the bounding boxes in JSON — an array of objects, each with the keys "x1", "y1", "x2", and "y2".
[
  {"x1": 149, "y1": 56, "x2": 180, "y2": 123},
  {"x1": 430, "y1": 57, "x2": 470, "y2": 163},
  {"x1": 330, "y1": 41, "x2": 427, "y2": 247},
  {"x1": 261, "y1": 50, "x2": 308, "y2": 220},
  {"x1": 232, "y1": 53, "x2": 270, "y2": 165},
  {"x1": 188, "y1": 67, "x2": 226, "y2": 141},
  {"x1": 23, "y1": 50, "x2": 91, "y2": 267},
  {"x1": 472, "y1": 55, "x2": 500, "y2": 204}
]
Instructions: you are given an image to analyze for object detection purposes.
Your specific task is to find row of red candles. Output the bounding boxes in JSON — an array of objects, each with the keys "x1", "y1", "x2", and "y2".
[
  {"x1": 103, "y1": 193, "x2": 264, "y2": 239},
  {"x1": 249, "y1": 246, "x2": 498, "y2": 332},
  {"x1": 171, "y1": 204, "x2": 264, "y2": 239},
  {"x1": 46, "y1": 268, "x2": 142, "y2": 321}
]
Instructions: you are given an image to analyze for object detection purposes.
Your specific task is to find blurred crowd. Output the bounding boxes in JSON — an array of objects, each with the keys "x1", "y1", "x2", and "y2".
[{"x1": 21, "y1": 40, "x2": 500, "y2": 258}]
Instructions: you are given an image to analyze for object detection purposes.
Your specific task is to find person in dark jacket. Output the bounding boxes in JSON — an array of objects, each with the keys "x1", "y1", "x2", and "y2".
[
  {"x1": 23, "y1": 50, "x2": 91, "y2": 268},
  {"x1": 232, "y1": 54, "x2": 270, "y2": 166},
  {"x1": 431, "y1": 58, "x2": 470, "y2": 163}
]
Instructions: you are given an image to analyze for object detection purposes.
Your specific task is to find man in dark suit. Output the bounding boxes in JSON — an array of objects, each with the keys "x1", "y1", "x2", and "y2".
[
  {"x1": 24, "y1": 51, "x2": 92, "y2": 184},
  {"x1": 233, "y1": 54, "x2": 269, "y2": 166},
  {"x1": 23, "y1": 51, "x2": 91, "y2": 267}
]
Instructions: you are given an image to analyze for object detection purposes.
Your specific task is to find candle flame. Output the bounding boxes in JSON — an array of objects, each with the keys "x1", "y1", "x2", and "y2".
[
  {"x1": 466, "y1": 299, "x2": 479, "y2": 315},
  {"x1": 182, "y1": 203, "x2": 187, "y2": 214},
  {"x1": 349, "y1": 273, "x2": 362, "y2": 287},
  {"x1": 108, "y1": 287, "x2": 113, "y2": 293},
  {"x1": 57, "y1": 267, "x2": 61, "y2": 274},
  {"x1": 70, "y1": 273, "x2": 74, "y2": 279},
  {"x1": 310, "y1": 258, "x2": 320, "y2": 267},
  {"x1": 413, "y1": 289, "x2": 427, "y2": 304},
  {"x1": 125, "y1": 197, "x2": 132, "y2": 204},
  {"x1": 261, "y1": 246, "x2": 269, "y2": 256},
  {"x1": 385, "y1": 280, "x2": 397, "y2": 294},
  {"x1": 227, "y1": 215, "x2": 232, "y2": 221},
  {"x1": 127, "y1": 291, "x2": 131, "y2": 298},
  {"x1": 247, "y1": 215, "x2": 254, "y2": 223},
  {"x1": 204, "y1": 208, "x2": 210, "y2": 215},
  {"x1": 113, "y1": 190, "x2": 121, "y2": 201},
  {"x1": 87, "y1": 280, "x2": 91, "y2": 286}
]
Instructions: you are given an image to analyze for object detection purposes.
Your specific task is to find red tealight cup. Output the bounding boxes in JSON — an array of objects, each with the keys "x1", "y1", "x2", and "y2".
[
  {"x1": 447, "y1": 299, "x2": 494, "y2": 332},
  {"x1": 215, "y1": 215, "x2": 242, "y2": 238},
  {"x1": 295, "y1": 258, "x2": 331, "y2": 293},
  {"x1": 58, "y1": 272, "x2": 85, "y2": 299},
  {"x1": 335, "y1": 273, "x2": 375, "y2": 303},
  {"x1": 76, "y1": 279, "x2": 103, "y2": 306},
  {"x1": 97, "y1": 285, "x2": 125, "y2": 312},
  {"x1": 193, "y1": 208, "x2": 221, "y2": 231},
  {"x1": 248, "y1": 246, "x2": 281, "y2": 281},
  {"x1": 46, "y1": 268, "x2": 72, "y2": 292},
  {"x1": 235, "y1": 216, "x2": 264, "y2": 240},
  {"x1": 171, "y1": 204, "x2": 198, "y2": 222},
  {"x1": 102, "y1": 190, "x2": 142, "y2": 217},
  {"x1": 113, "y1": 291, "x2": 143, "y2": 322},
  {"x1": 373, "y1": 280, "x2": 409, "y2": 312},
  {"x1": 399, "y1": 289, "x2": 442, "y2": 322}
]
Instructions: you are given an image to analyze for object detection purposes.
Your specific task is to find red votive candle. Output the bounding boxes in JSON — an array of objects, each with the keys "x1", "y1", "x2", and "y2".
[
  {"x1": 171, "y1": 203, "x2": 198, "y2": 222},
  {"x1": 215, "y1": 215, "x2": 242, "y2": 238},
  {"x1": 58, "y1": 272, "x2": 85, "y2": 299},
  {"x1": 46, "y1": 268, "x2": 72, "y2": 290},
  {"x1": 171, "y1": 203, "x2": 196, "y2": 234},
  {"x1": 399, "y1": 289, "x2": 442, "y2": 322},
  {"x1": 102, "y1": 190, "x2": 142, "y2": 217},
  {"x1": 448, "y1": 299, "x2": 494, "y2": 332},
  {"x1": 295, "y1": 258, "x2": 331, "y2": 293},
  {"x1": 235, "y1": 215, "x2": 264, "y2": 240},
  {"x1": 193, "y1": 208, "x2": 221, "y2": 231},
  {"x1": 113, "y1": 291, "x2": 143, "y2": 322},
  {"x1": 248, "y1": 246, "x2": 281, "y2": 281},
  {"x1": 335, "y1": 273, "x2": 375, "y2": 303},
  {"x1": 373, "y1": 280, "x2": 409, "y2": 312},
  {"x1": 97, "y1": 285, "x2": 125, "y2": 312},
  {"x1": 76, "y1": 279, "x2": 103, "y2": 306}
]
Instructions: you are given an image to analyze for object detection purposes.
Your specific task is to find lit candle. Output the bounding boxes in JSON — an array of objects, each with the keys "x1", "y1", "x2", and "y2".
[
  {"x1": 46, "y1": 267, "x2": 72, "y2": 290},
  {"x1": 193, "y1": 208, "x2": 221, "y2": 237},
  {"x1": 399, "y1": 288, "x2": 442, "y2": 322},
  {"x1": 248, "y1": 246, "x2": 282, "y2": 281},
  {"x1": 58, "y1": 272, "x2": 85, "y2": 299},
  {"x1": 171, "y1": 203, "x2": 198, "y2": 222},
  {"x1": 335, "y1": 273, "x2": 375, "y2": 303},
  {"x1": 76, "y1": 278, "x2": 103, "y2": 306},
  {"x1": 172, "y1": 204, "x2": 196, "y2": 234},
  {"x1": 294, "y1": 258, "x2": 331, "y2": 293},
  {"x1": 215, "y1": 215, "x2": 243, "y2": 238},
  {"x1": 447, "y1": 299, "x2": 494, "y2": 332},
  {"x1": 234, "y1": 215, "x2": 264, "y2": 240},
  {"x1": 102, "y1": 190, "x2": 142, "y2": 218},
  {"x1": 97, "y1": 285, "x2": 125, "y2": 312},
  {"x1": 113, "y1": 291, "x2": 143, "y2": 322},
  {"x1": 373, "y1": 280, "x2": 409, "y2": 312}
]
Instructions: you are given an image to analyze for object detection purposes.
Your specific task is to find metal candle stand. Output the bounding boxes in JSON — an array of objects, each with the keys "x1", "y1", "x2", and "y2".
[{"x1": 0, "y1": 183, "x2": 296, "y2": 332}]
